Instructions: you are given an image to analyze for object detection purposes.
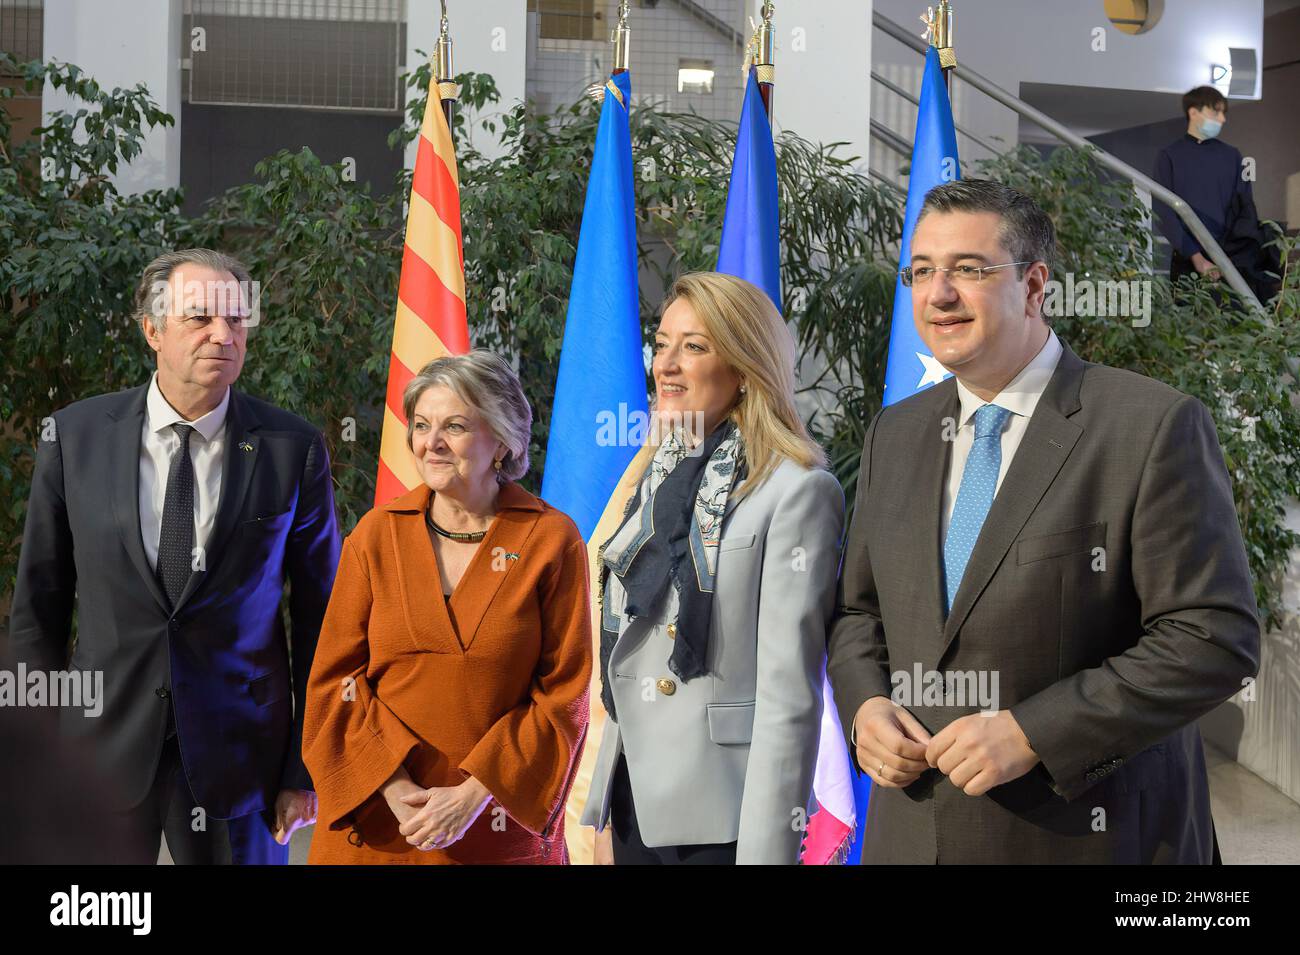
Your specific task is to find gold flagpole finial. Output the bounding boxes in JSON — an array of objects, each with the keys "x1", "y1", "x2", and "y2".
[
  {"x1": 612, "y1": 0, "x2": 631, "y2": 72},
  {"x1": 588, "y1": 1, "x2": 630, "y2": 102},
  {"x1": 756, "y1": 1, "x2": 774, "y2": 70},
  {"x1": 920, "y1": 2, "x2": 956, "y2": 69},
  {"x1": 433, "y1": 0, "x2": 459, "y2": 102},
  {"x1": 749, "y1": 1, "x2": 774, "y2": 93}
]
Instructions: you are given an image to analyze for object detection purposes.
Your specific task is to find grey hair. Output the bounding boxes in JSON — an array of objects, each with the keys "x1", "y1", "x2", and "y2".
[
  {"x1": 133, "y1": 248, "x2": 252, "y2": 331},
  {"x1": 402, "y1": 350, "x2": 532, "y2": 483},
  {"x1": 916, "y1": 179, "x2": 1056, "y2": 276}
]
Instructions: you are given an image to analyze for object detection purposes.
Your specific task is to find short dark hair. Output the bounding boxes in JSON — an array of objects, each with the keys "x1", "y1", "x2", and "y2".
[
  {"x1": 915, "y1": 179, "x2": 1056, "y2": 275},
  {"x1": 1182, "y1": 86, "x2": 1226, "y2": 121}
]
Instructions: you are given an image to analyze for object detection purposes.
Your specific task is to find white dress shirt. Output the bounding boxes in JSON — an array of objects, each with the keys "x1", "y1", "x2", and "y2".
[
  {"x1": 940, "y1": 331, "x2": 1063, "y2": 542},
  {"x1": 139, "y1": 373, "x2": 230, "y2": 570}
]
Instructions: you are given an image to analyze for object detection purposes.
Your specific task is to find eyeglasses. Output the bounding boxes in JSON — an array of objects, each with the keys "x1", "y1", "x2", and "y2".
[{"x1": 899, "y1": 261, "x2": 1034, "y2": 287}]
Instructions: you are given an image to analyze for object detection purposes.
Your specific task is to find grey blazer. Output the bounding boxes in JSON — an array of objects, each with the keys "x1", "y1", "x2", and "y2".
[
  {"x1": 827, "y1": 342, "x2": 1261, "y2": 864},
  {"x1": 580, "y1": 457, "x2": 845, "y2": 864}
]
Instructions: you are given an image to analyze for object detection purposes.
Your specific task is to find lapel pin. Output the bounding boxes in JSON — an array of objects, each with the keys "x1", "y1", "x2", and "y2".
[
  {"x1": 239, "y1": 441, "x2": 254, "y2": 452},
  {"x1": 504, "y1": 552, "x2": 520, "y2": 561}
]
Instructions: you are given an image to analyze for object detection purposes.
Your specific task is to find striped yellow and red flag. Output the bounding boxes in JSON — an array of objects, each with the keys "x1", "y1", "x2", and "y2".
[{"x1": 374, "y1": 85, "x2": 470, "y2": 507}]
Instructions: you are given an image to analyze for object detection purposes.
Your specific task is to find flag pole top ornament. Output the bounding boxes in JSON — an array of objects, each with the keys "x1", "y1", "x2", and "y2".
[
  {"x1": 612, "y1": 0, "x2": 631, "y2": 71},
  {"x1": 433, "y1": 0, "x2": 459, "y2": 102},
  {"x1": 742, "y1": 2, "x2": 775, "y2": 83},
  {"x1": 920, "y1": 1, "x2": 957, "y2": 69},
  {"x1": 588, "y1": 1, "x2": 631, "y2": 104}
]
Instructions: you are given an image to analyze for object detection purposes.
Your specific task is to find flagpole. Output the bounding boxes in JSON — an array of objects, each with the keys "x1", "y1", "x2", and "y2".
[
  {"x1": 546, "y1": 0, "x2": 644, "y2": 868},
  {"x1": 922, "y1": 1, "x2": 956, "y2": 89},
  {"x1": 434, "y1": 0, "x2": 458, "y2": 136},
  {"x1": 755, "y1": 1, "x2": 774, "y2": 117},
  {"x1": 375, "y1": 0, "x2": 469, "y2": 506},
  {"x1": 612, "y1": 0, "x2": 630, "y2": 75}
]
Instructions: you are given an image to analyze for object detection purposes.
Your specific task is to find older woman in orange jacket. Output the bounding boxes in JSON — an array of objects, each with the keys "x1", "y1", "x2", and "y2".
[{"x1": 302, "y1": 351, "x2": 591, "y2": 864}]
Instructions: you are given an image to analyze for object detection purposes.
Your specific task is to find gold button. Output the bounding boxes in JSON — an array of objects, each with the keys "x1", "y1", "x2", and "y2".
[
  {"x1": 666, "y1": 623, "x2": 677, "y2": 639},
  {"x1": 656, "y1": 678, "x2": 676, "y2": 696}
]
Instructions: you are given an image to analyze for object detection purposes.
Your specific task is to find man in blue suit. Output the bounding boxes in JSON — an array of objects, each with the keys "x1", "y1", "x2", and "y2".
[{"x1": 9, "y1": 249, "x2": 341, "y2": 863}]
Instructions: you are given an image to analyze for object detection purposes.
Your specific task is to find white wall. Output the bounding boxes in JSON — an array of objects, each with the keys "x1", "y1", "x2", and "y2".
[
  {"x1": 874, "y1": 0, "x2": 1264, "y2": 97},
  {"x1": 527, "y1": 0, "x2": 748, "y2": 123},
  {"x1": 1202, "y1": 504, "x2": 1300, "y2": 805},
  {"x1": 42, "y1": 0, "x2": 184, "y2": 194},
  {"x1": 871, "y1": 0, "x2": 1265, "y2": 175},
  {"x1": 409, "y1": 1, "x2": 873, "y2": 166},
  {"x1": 405, "y1": 0, "x2": 527, "y2": 165},
  {"x1": 747, "y1": 0, "x2": 872, "y2": 167}
]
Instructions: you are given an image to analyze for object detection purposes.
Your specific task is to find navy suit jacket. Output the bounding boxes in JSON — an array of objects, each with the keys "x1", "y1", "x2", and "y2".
[{"x1": 8, "y1": 383, "x2": 342, "y2": 818}]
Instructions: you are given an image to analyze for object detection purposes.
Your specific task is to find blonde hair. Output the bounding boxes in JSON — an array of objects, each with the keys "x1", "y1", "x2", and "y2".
[{"x1": 658, "y1": 271, "x2": 826, "y2": 498}]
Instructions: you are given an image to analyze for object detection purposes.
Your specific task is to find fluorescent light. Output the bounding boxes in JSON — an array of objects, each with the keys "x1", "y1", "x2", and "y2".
[{"x1": 678, "y1": 67, "x2": 715, "y2": 94}]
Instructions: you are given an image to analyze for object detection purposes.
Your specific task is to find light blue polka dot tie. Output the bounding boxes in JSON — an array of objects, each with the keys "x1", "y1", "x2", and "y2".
[{"x1": 943, "y1": 403, "x2": 1012, "y2": 615}]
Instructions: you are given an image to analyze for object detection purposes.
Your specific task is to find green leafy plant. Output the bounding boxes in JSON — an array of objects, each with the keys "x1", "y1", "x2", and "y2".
[
  {"x1": 0, "y1": 59, "x2": 898, "y2": 601},
  {"x1": 799, "y1": 143, "x2": 1300, "y2": 626},
  {"x1": 3, "y1": 59, "x2": 1296, "y2": 632},
  {"x1": 1, "y1": 55, "x2": 187, "y2": 605},
  {"x1": 981, "y1": 145, "x2": 1300, "y2": 627}
]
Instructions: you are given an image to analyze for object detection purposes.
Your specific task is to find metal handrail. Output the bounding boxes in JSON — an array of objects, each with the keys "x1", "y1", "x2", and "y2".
[
  {"x1": 871, "y1": 9, "x2": 1266, "y2": 313},
  {"x1": 869, "y1": 118, "x2": 912, "y2": 160},
  {"x1": 870, "y1": 69, "x2": 999, "y2": 156},
  {"x1": 869, "y1": 168, "x2": 907, "y2": 196}
]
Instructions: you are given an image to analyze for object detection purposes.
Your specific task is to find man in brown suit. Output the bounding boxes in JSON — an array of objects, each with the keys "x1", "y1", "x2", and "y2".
[{"x1": 827, "y1": 180, "x2": 1260, "y2": 864}]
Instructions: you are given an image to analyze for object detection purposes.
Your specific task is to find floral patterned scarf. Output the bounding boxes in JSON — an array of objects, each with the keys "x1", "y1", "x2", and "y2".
[{"x1": 598, "y1": 420, "x2": 746, "y2": 719}]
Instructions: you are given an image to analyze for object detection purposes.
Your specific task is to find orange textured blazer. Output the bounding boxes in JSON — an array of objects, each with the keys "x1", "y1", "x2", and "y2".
[{"x1": 302, "y1": 482, "x2": 591, "y2": 864}]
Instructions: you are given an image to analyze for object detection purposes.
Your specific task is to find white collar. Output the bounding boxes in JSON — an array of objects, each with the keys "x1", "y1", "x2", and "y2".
[
  {"x1": 146, "y1": 372, "x2": 230, "y2": 442},
  {"x1": 954, "y1": 330, "x2": 1063, "y2": 427}
]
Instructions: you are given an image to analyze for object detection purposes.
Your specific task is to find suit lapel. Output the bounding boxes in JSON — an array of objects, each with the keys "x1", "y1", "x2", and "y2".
[
  {"x1": 914, "y1": 388, "x2": 958, "y2": 659},
  {"x1": 387, "y1": 486, "x2": 461, "y2": 654},
  {"x1": 448, "y1": 498, "x2": 541, "y2": 651},
  {"x1": 175, "y1": 389, "x2": 260, "y2": 611},
  {"x1": 937, "y1": 345, "x2": 1087, "y2": 663},
  {"x1": 108, "y1": 387, "x2": 170, "y2": 616},
  {"x1": 387, "y1": 483, "x2": 543, "y2": 654}
]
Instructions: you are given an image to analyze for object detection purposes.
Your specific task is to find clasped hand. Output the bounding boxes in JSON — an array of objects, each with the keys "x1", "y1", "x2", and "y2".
[
  {"x1": 852, "y1": 697, "x2": 1040, "y2": 796},
  {"x1": 384, "y1": 771, "x2": 494, "y2": 851}
]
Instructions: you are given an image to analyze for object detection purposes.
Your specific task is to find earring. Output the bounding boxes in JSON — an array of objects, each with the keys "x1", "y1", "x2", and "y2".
[
  {"x1": 493, "y1": 458, "x2": 503, "y2": 472},
  {"x1": 739, "y1": 384, "x2": 747, "y2": 394}
]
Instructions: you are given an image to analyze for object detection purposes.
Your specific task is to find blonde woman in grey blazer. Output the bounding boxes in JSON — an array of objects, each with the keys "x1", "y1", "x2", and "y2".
[{"x1": 579, "y1": 272, "x2": 845, "y2": 865}]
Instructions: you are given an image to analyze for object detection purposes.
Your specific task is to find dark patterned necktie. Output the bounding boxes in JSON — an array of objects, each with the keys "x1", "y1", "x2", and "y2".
[{"x1": 156, "y1": 423, "x2": 196, "y2": 608}]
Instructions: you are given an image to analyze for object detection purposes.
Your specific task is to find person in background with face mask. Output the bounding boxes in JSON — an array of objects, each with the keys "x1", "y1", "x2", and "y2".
[{"x1": 1153, "y1": 86, "x2": 1247, "y2": 286}]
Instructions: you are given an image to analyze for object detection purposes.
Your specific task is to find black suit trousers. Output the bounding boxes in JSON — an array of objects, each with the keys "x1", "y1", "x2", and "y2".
[
  {"x1": 610, "y1": 754, "x2": 738, "y2": 865},
  {"x1": 114, "y1": 735, "x2": 289, "y2": 865}
]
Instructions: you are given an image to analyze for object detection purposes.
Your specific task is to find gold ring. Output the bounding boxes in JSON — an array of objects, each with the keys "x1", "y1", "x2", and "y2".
[{"x1": 878, "y1": 762, "x2": 886, "y2": 777}]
